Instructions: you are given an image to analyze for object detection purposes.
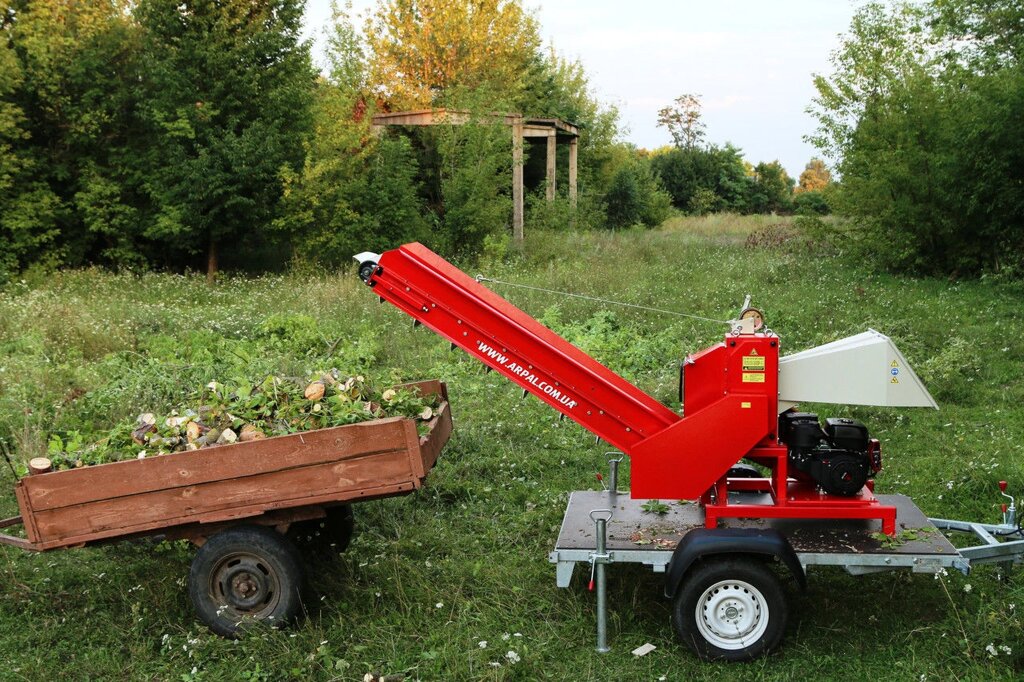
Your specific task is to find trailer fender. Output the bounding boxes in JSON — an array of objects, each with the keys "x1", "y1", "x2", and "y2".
[{"x1": 664, "y1": 528, "x2": 806, "y2": 599}]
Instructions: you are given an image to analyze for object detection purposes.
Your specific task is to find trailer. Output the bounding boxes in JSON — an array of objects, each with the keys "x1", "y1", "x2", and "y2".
[
  {"x1": 355, "y1": 243, "x2": 1024, "y2": 660},
  {"x1": 551, "y1": 463, "x2": 1023, "y2": 660},
  {"x1": 0, "y1": 380, "x2": 452, "y2": 637}
]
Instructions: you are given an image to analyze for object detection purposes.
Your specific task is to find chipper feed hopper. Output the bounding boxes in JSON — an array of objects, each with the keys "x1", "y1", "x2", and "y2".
[{"x1": 355, "y1": 242, "x2": 935, "y2": 534}]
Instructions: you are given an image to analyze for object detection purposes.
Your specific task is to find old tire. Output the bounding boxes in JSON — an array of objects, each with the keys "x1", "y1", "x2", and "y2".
[
  {"x1": 189, "y1": 525, "x2": 304, "y2": 637},
  {"x1": 672, "y1": 558, "x2": 787, "y2": 661},
  {"x1": 288, "y1": 504, "x2": 355, "y2": 555}
]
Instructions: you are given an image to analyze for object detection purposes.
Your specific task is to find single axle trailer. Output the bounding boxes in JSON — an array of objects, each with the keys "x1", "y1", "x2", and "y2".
[
  {"x1": 550, "y1": 460, "x2": 1024, "y2": 659},
  {"x1": 356, "y1": 243, "x2": 1024, "y2": 660}
]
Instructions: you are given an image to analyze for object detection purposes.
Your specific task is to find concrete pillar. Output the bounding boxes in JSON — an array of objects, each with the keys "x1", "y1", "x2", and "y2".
[
  {"x1": 546, "y1": 133, "x2": 557, "y2": 201},
  {"x1": 512, "y1": 119, "x2": 524, "y2": 243}
]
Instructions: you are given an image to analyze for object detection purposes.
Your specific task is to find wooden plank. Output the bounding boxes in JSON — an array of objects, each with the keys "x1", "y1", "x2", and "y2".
[
  {"x1": 22, "y1": 417, "x2": 410, "y2": 512},
  {"x1": 402, "y1": 419, "x2": 426, "y2": 485},
  {"x1": 546, "y1": 133, "x2": 557, "y2": 200},
  {"x1": 35, "y1": 481, "x2": 417, "y2": 550},
  {"x1": 512, "y1": 119, "x2": 524, "y2": 242},
  {"x1": 14, "y1": 482, "x2": 39, "y2": 544},
  {"x1": 418, "y1": 402, "x2": 452, "y2": 472},
  {"x1": 568, "y1": 138, "x2": 578, "y2": 209},
  {"x1": 31, "y1": 449, "x2": 417, "y2": 542}
]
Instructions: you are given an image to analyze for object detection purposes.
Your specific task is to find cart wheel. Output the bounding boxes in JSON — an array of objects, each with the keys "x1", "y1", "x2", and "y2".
[
  {"x1": 672, "y1": 557, "x2": 787, "y2": 661},
  {"x1": 288, "y1": 504, "x2": 355, "y2": 555},
  {"x1": 189, "y1": 525, "x2": 304, "y2": 638}
]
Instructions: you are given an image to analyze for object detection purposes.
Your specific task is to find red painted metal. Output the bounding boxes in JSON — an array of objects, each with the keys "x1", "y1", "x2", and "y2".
[
  {"x1": 364, "y1": 243, "x2": 899, "y2": 534},
  {"x1": 369, "y1": 243, "x2": 679, "y2": 451}
]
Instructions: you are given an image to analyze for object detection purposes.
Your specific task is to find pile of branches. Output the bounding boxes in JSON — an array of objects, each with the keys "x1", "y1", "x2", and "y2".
[{"x1": 42, "y1": 371, "x2": 438, "y2": 470}]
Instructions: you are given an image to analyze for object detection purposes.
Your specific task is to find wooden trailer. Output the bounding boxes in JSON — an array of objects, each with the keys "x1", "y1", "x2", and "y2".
[{"x1": 0, "y1": 380, "x2": 452, "y2": 636}]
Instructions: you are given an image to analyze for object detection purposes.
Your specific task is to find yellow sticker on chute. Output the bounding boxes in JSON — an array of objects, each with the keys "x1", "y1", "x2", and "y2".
[
  {"x1": 741, "y1": 402, "x2": 752, "y2": 408},
  {"x1": 890, "y1": 360, "x2": 899, "y2": 368},
  {"x1": 742, "y1": 373, "x2": 766, "y2": 383},
  {"x1": 891, "y1": 376, "x2": 899, "y2": 384},
  {"x1": 742, "y1": 355, "x2": 766, "y2": 371}
]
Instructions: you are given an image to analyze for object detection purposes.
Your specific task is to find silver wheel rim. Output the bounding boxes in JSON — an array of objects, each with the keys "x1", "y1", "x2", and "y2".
[{"x1": 694, "y1": 578, "x2": 769, "y2": 650}]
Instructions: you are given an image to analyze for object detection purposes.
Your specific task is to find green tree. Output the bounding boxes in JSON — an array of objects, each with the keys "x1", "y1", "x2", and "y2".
[
  {"x1": 135, "y1": 0, "x2": 315, "y2": 282},
  {"x1": 434, "y1": 109, "x2": 513, "y2": 254},
  {"x1": 657, "y1": 94, "x2": 705, "y2": 150},
  {"x1": 605, "y1": 159, "x2": 671, "y2": 229},
  {"x1": 0, "y1": 29, "x2": 59, "y2": 279},
  {"x1": 747, "y1": 161, "x2": 794, "y2": 214},
  {"x1": 365, "y1": 0, "x2": 541, "y2": 110},
  {"x1": 275, "y1": 8, "x2": 428, "y2": 266},
  {"x1": 2, "y1": 0, "x2": 141, "y2": 270},
  {"x1": 650, "y1": 144, "x2": 749, "y2": 214},
  {"x1": 809, "y1": 0, "x2": 1024, "y2": 276}
]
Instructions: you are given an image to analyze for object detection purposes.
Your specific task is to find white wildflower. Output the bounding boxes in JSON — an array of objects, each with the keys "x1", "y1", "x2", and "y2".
[
  {"x1": 435, "y1": 602, "x2": 443, "y2": 609},
  {"x1": 1000, "y1": 645, "x2": 1012, "y2": 655},
  {"x1": 505, "y1": 650, "x2": 520, "y2": 664},
  {"x1": 986, "y1": 643, "x2": 998, "y2": 657},
  {"x1": 478, "y1": 641, "x2": 488, "y2": 649},
  {"x1": 963, "y1": 583, "x2": 972, "y2": 593}
]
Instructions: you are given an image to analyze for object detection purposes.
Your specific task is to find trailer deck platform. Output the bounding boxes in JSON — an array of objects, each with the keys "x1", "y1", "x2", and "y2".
[{"x1": 550, "y1": 490, "x2": 965, "y2": 586}]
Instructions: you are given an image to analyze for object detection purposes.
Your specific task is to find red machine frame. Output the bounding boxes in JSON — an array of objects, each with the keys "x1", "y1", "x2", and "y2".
[{"x1": 361, "y1": 243, "x2": 896, "y2": 535}]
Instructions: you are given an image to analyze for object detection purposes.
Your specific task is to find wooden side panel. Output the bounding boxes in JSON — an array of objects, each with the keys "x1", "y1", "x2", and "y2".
[
  {"x1": 21, "y1": 417, "x2": 410, "y2": 512},
  {"x1": 30, "y1": 449, "x2": 416, "y2": 542},
  {"x1": 418, "y1": 402, "x2": 452, "y2": 472}
]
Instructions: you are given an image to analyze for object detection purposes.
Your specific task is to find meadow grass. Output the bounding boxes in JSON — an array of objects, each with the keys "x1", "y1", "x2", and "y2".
[{"x1": 0, "y1": 217, "x2": 1022, "y2": 680}]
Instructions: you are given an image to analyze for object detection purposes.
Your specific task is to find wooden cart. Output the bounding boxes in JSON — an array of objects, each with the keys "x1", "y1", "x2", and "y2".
[{"x1": 0, "y1": 380, "x2": 452, "y2": 635}]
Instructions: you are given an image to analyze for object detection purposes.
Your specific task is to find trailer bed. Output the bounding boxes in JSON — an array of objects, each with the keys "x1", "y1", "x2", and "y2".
[
  {"x1": 2, "y1": 380, "x2": 451, "y2": 551},
  {"x1": 550, "y1": 490, "x2": 964, "y2": 586}
]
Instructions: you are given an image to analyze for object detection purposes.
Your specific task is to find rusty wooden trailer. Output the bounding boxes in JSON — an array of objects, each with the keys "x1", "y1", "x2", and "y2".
[{"x1": 0, "y1": 380, "x2": 452, "y2": 636}]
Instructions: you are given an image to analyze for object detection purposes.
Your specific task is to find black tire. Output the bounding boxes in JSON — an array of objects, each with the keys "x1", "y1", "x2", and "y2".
[
  {"x1": 287, "y1": 504, "x2": 355, "y2": 555},
  {"x1": 189, "y1": 525, "x2": 305, "y2": 638},
  {"x1": 727, "y1": 463, "x2": 763, "y2": 479},
  {"x1": 358, "y1": 261, "x2": 378, "y2": 282},
  {"x1": 672, "y1": 557, "x2": 787, "y2": 661}
]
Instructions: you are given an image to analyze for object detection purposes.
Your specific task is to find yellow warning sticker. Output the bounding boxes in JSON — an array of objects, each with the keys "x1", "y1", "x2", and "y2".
[
  {"x1": 742, "y1": 355, "x2": 766, "y2": 371},
  {"x1": 890, "y1": 360, "x2": 899, "y2": 368},
  {"x1": 891, "y1": 376, "x2": 899, "y2": 384},
  {"x1": 741, "y1": 401, "x2": 751, "y2": 408},
  {"x1": 742, "y1": 372, "x2": 766, "y2": 383}
]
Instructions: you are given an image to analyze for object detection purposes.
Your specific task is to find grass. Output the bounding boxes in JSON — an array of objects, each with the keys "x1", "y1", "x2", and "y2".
[{"x1": 1, "y1": 216, "x2": 1023, "y2": 680}]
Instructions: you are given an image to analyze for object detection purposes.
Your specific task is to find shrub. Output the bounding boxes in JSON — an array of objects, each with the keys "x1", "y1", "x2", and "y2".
[
  {"x1": 794, "y1": 190, "x2": 831, "y2": 216},
  {"x1": 605, "y1": 161, "x2": 672, "y2": 229}
]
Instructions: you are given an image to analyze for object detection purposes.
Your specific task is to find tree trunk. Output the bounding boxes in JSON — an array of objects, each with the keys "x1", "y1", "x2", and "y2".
[{"x1": 206, "y1": 237, "x2": 218, "y2": 285}]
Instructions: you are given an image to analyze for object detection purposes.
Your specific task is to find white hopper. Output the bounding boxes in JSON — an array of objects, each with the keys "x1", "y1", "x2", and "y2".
[{"x1": 778, "y1": 329, "x2": 938, "y2": 410}]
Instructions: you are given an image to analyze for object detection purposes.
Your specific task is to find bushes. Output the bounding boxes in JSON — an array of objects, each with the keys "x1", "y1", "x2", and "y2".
[{"x1": 605, "y1": 161, "x2": 672, "y2": 229}]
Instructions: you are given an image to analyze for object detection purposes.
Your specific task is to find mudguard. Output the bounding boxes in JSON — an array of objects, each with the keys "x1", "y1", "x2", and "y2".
[{"x1": 664, "y1": 528, "x2": 806, "y2": 598}]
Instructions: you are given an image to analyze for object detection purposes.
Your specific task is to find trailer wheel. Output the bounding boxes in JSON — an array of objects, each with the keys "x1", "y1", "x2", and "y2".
[
  {"x1": 288, "y1": 504, "x2": 355, "y2": 555},
  {"x1": 672, "y1": 557, "x2": 787, "y2": 661},
  {"x1": 189, "y1": 525, "x2": 304, "y2": 637}
]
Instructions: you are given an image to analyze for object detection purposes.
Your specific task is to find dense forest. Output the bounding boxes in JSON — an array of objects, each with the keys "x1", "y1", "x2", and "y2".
[{"x1": 0, "y1": 0, "x2": 1021, "y2": 281}]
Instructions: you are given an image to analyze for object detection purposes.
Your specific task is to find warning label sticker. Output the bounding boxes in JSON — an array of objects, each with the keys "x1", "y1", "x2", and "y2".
[
  {"x1": 742, "y1": 355, "x2": 766, "y2": 371},
  {"x1": 742, "y1": 372, "x2": 766, "y2": 383},
  {"x1": 891, "y1": 376, "x2": 899, "y2": 384}
]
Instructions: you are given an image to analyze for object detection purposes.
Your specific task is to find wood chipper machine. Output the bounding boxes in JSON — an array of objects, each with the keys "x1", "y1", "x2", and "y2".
[{"x1": 355, "y1": 242, "x2": 1024, "y2": 660}]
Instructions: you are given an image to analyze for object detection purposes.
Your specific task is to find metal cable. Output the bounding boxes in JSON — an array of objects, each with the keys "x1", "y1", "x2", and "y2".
[{"x1": 475, "y1": 275, "x2": 733, "y2": 325}]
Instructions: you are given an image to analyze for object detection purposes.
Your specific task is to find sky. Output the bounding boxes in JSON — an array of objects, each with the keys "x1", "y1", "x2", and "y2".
[{"x1": 301, "y1": 1, "x2": 863, "y2": 179}]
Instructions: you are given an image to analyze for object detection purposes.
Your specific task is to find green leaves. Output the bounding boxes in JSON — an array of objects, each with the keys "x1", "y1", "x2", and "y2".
[{"x1": 808, "y1": 0, "x2": 1024, "y2": 278}]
